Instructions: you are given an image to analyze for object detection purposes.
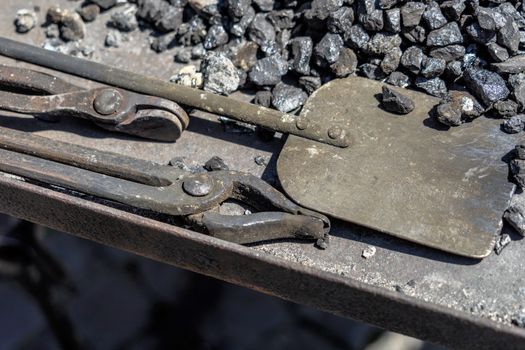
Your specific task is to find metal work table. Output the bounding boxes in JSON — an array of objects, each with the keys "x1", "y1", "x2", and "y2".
[{"x1": 1, "y1": 1, "x2": 524, "y2": 348}]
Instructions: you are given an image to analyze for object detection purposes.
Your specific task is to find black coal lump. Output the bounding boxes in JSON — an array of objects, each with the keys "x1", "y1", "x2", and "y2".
[
  {"x1": 463, "y1": 67, "x2": 510, "y2": 106},
  {"x1": 381, "y1": 86, "x2": 415, "y2": 114},
  {"x1": 314, "y1": 33, "x2": 344, "y2": 66},
  {"x1": 271, "y1": 82, "x2": 308, "y2": 113},
  {"x1": 290, "y1": 37, "x2": 313, "y2": 75},
  {"x1": 248, "y1": 54, "x2": 288, "y2": 86}
]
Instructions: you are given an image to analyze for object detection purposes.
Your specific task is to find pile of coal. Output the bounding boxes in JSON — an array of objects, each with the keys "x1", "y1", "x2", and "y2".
[{"x1": 14, "y1": 1, "x2": 525, "y2": 122}]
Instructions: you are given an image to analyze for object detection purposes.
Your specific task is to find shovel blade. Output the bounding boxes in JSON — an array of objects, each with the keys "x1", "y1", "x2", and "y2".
[{"x1": 277, "y1": 77, "x2": 518, "y2": 258}]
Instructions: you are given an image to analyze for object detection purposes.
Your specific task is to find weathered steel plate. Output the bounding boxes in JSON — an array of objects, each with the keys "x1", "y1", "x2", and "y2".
[{"x1": 278, "y1": 77, "x2": 517, "y2": 258}]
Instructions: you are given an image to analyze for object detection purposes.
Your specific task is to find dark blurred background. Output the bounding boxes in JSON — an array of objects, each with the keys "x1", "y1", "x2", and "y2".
[{"x1": 0, "y1": 214, "x2": 447, "y2": 350}]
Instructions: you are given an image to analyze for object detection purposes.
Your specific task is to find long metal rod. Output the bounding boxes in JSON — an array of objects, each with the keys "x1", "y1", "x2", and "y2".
[{"x1": 0, "y1": 37, "x2": 349, "y2": 148}]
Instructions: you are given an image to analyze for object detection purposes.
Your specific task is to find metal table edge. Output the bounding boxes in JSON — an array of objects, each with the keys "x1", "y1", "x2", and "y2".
[{"x1": 0, "y1": 174, "x2": 522, "y2": 349}]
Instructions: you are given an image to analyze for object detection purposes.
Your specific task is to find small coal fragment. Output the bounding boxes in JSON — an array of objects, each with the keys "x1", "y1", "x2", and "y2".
[
  {"x1": 110, "y1": 5, "x2": 139, "y2": 32},
  {"x1": 345, "y1": 24, "x2": 370, "y2": 49},
  {"x1": 204, "y1": 156, "x2": 229, "y2": 171},
  {"x1": 463, "y1": 68, "x2": 509, "y2": 106},
  {"x1": 429, "y1": 45, "x2": 465, "y2": 62},
  {"x1": 511, "y1": 159, "x2": 525, "y2": 187},
  {"x1": 175, "y1": 50, "x2": 192, "y2": 63},
  {"x1": 494, "y1": 233, "x2": 511, "y2": 255},
  {"x1": 248, "y1": 13, "x2": 275, "y2": 48},
  {"x1": 401, "y1": 46, "x2": 425, "y2": 74},
  {"x1": 290, "y1": 37, "x2": 313, "y2": 75},
  {"x1": 440, "y1": 0, "x2": 465, "y2": 22},
  {"x1": 384, "y1": 8, "x2": 401, "y2": 33},
  {"x1": 380, "y1": 47, "x2": 402, "y2": 74},
  {"x1": 502, "y1": 115, "x2": 525, "y2": 134},
  {"x1": 492, "y1": 55, "x2": 525, "y2": 74},
  {"x1": 230, "y1": 41, "x2": 258, "y2": 72},
  {"x1": 387, "y1": 71, "x2": 410, "y2": 87},
  {"x1": 230, "y1": 7, "x2": 256, "y2": 37},
  {"x1": 248, "y1": 54, "x2": 288, "y2": 86},
  {"x1": 47, "y1": 6, "x2": 86, "y2": 42},
  {"x1": 105, "y1": 30, "x2": 123, "y2": 48},
  {"x1": 361, "y1": 246, "x2": 376, "y2": 259},
  {"x1": 448, "y1": 89, "x2": 484, "y2": 120},
  {"x1": 381, "y1": 86, "x2": 415, "y2": 115},
  {"x1": 421, "y1": 57, "x2": 446, "y2": 78},
  {"x1": 204, "y1": 24, "x2": 229, "y2": 49},
  {"x1": 298, "y1": 76, "x2": 322, "y2": 94},
  {"x1": 254, "y1": 156, "x2": 267, "y2": 166},
  {"x1": 497, "y1": 19, "x2": 520, "y2": 54},
  {"x1": 401, "y1": 2, "x2": 426, "y2": 27},
  {"x1": 403, "y1": 25, "x2": 426, "y2": 44},
  {"x1": 363, "y1": 32, "x2": 402, "y2": 56},
  {"x1": 415, "y1": 77, "x2": 447, "y2": 98},
  {"x1": 475, "y1": 6, "x2": 504, "y2": 32},
  {"x1": 465, "y1": 22, "x2": 496, "y2": 45},
  {"x1": 516, "y1": 144, "x2": 525, "y2": 160},
  {"x1": 252, "y1": 90, "x2": 273, "y2": 107},
  {"x1": 45, "y1": 24, "x2": 60, "y2": 38},
  {"x1": 327, "y1": 7, "x2": 354, "y2": 34},
  {"x1": 445, "y1": 60, "x2": 463, "y2": 80},
  {"x1": 512, "y1": 313, "x2": 525, "y2": 328},
  {"x1": 357, "y1": 0, "x2": 384, "y2": 32},
  {"x1": 426, "y1": 22, "x2": 463, "y2": 47},
  {"x1": 151, "y1": 34, "x2": 173, "y2": 53},
  {"x1": 331, "y1": 48, "x2": 358, "y2": 77},
  {"x1": 436, "y1": 102, "x2": 462, "y2": 126},
  {"x1": 77, "y1": 4, "x2": 100, "y2": 23},
  {"x1": 510, "y1": 74, "x2": 525, "y2": 110},
  {"x1": 191, "y1": 44, "x2": 207, "y2": 59},
  {"x1": 14, "y1": 9, "x2": 37, "y2": 33},
  {"x1": 228, "y1": 0, "x2": 251, "y2": 19},
  {"x1": 493, "y1": 100, "x2": 518, "y2": 119},
  {"x1": 422, "y1": 3, "x2": 447, "y2": 30},
  {"x1": 271, "y1": 82, "x2": 308, "y2": 113},
  {"x1": 268, "y1": 10, "x2": 295, "y2": 30},
  {"x1": 201, "y1": 52, "x2": 240, "y2": 95},
  {"x1": 314, "y1": 33, "x2": 344, "y2": 66},
  {"x1": 169, "y1": 157, "x2": 205, "y2": 173},
  {"x1": 360, "y1": 63, "x2": 386, "y2": 80},
  {"x1": 486, "y1": 43, "x2": 509, "y2": 63},
  {"x1": 505, "y1": 192, "x2": 525, "y2": 237}
]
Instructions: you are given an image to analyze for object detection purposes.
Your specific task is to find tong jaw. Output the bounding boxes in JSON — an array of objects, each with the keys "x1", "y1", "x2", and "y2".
[
  {"x1": 0, "y1": 65, "x2": 189, "y2": 141},
  {"x1": 182, "y1": 171, "x2": 330, "y2": 248}
]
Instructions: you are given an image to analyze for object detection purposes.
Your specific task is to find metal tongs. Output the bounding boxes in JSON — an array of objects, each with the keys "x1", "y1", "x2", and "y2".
[
  {"x1": 0, "y1": 65, "x2": 189, "y2": 141},
  {"x1": 0, "y1": 127, "x2": 330, "y2": 248}
]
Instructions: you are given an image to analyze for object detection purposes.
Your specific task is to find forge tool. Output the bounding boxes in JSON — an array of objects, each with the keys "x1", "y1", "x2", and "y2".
[
  {"x1": 0, "y1": 127, "x2": 329, "y2": 247},
  {"x1": 0, "y1": 65, "x2": 188, "y2": 141},
  {"x1": 0, "y1": 37, "x2": 518, "y2": 258}
]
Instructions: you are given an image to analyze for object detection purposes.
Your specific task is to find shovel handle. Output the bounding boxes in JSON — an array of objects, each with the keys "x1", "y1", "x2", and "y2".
[{"x1": 0, "y1": 37, "x2": 349, "y2": 148}]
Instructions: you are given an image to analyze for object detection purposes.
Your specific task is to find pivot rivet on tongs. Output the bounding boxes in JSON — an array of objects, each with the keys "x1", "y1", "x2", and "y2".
[
  {"x1": 183, "y1": 176, "x2": 213, "y2": 197},
  {"x1": 93, "y1": 88, "x2": 123, "y2": 115}
]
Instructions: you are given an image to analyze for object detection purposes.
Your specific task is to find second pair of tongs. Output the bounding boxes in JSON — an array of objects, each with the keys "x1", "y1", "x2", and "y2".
[{"x1": 0, "y1": 65, "x2": 189, "y2": 141}]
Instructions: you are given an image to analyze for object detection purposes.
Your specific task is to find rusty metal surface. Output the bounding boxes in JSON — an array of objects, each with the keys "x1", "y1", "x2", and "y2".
[
  {"x1": 278, "y1": 77, "x2": 520, "y2": 258},
  {"x1": 0, "y1": 1, "x2": 524, "y2": 348}
]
